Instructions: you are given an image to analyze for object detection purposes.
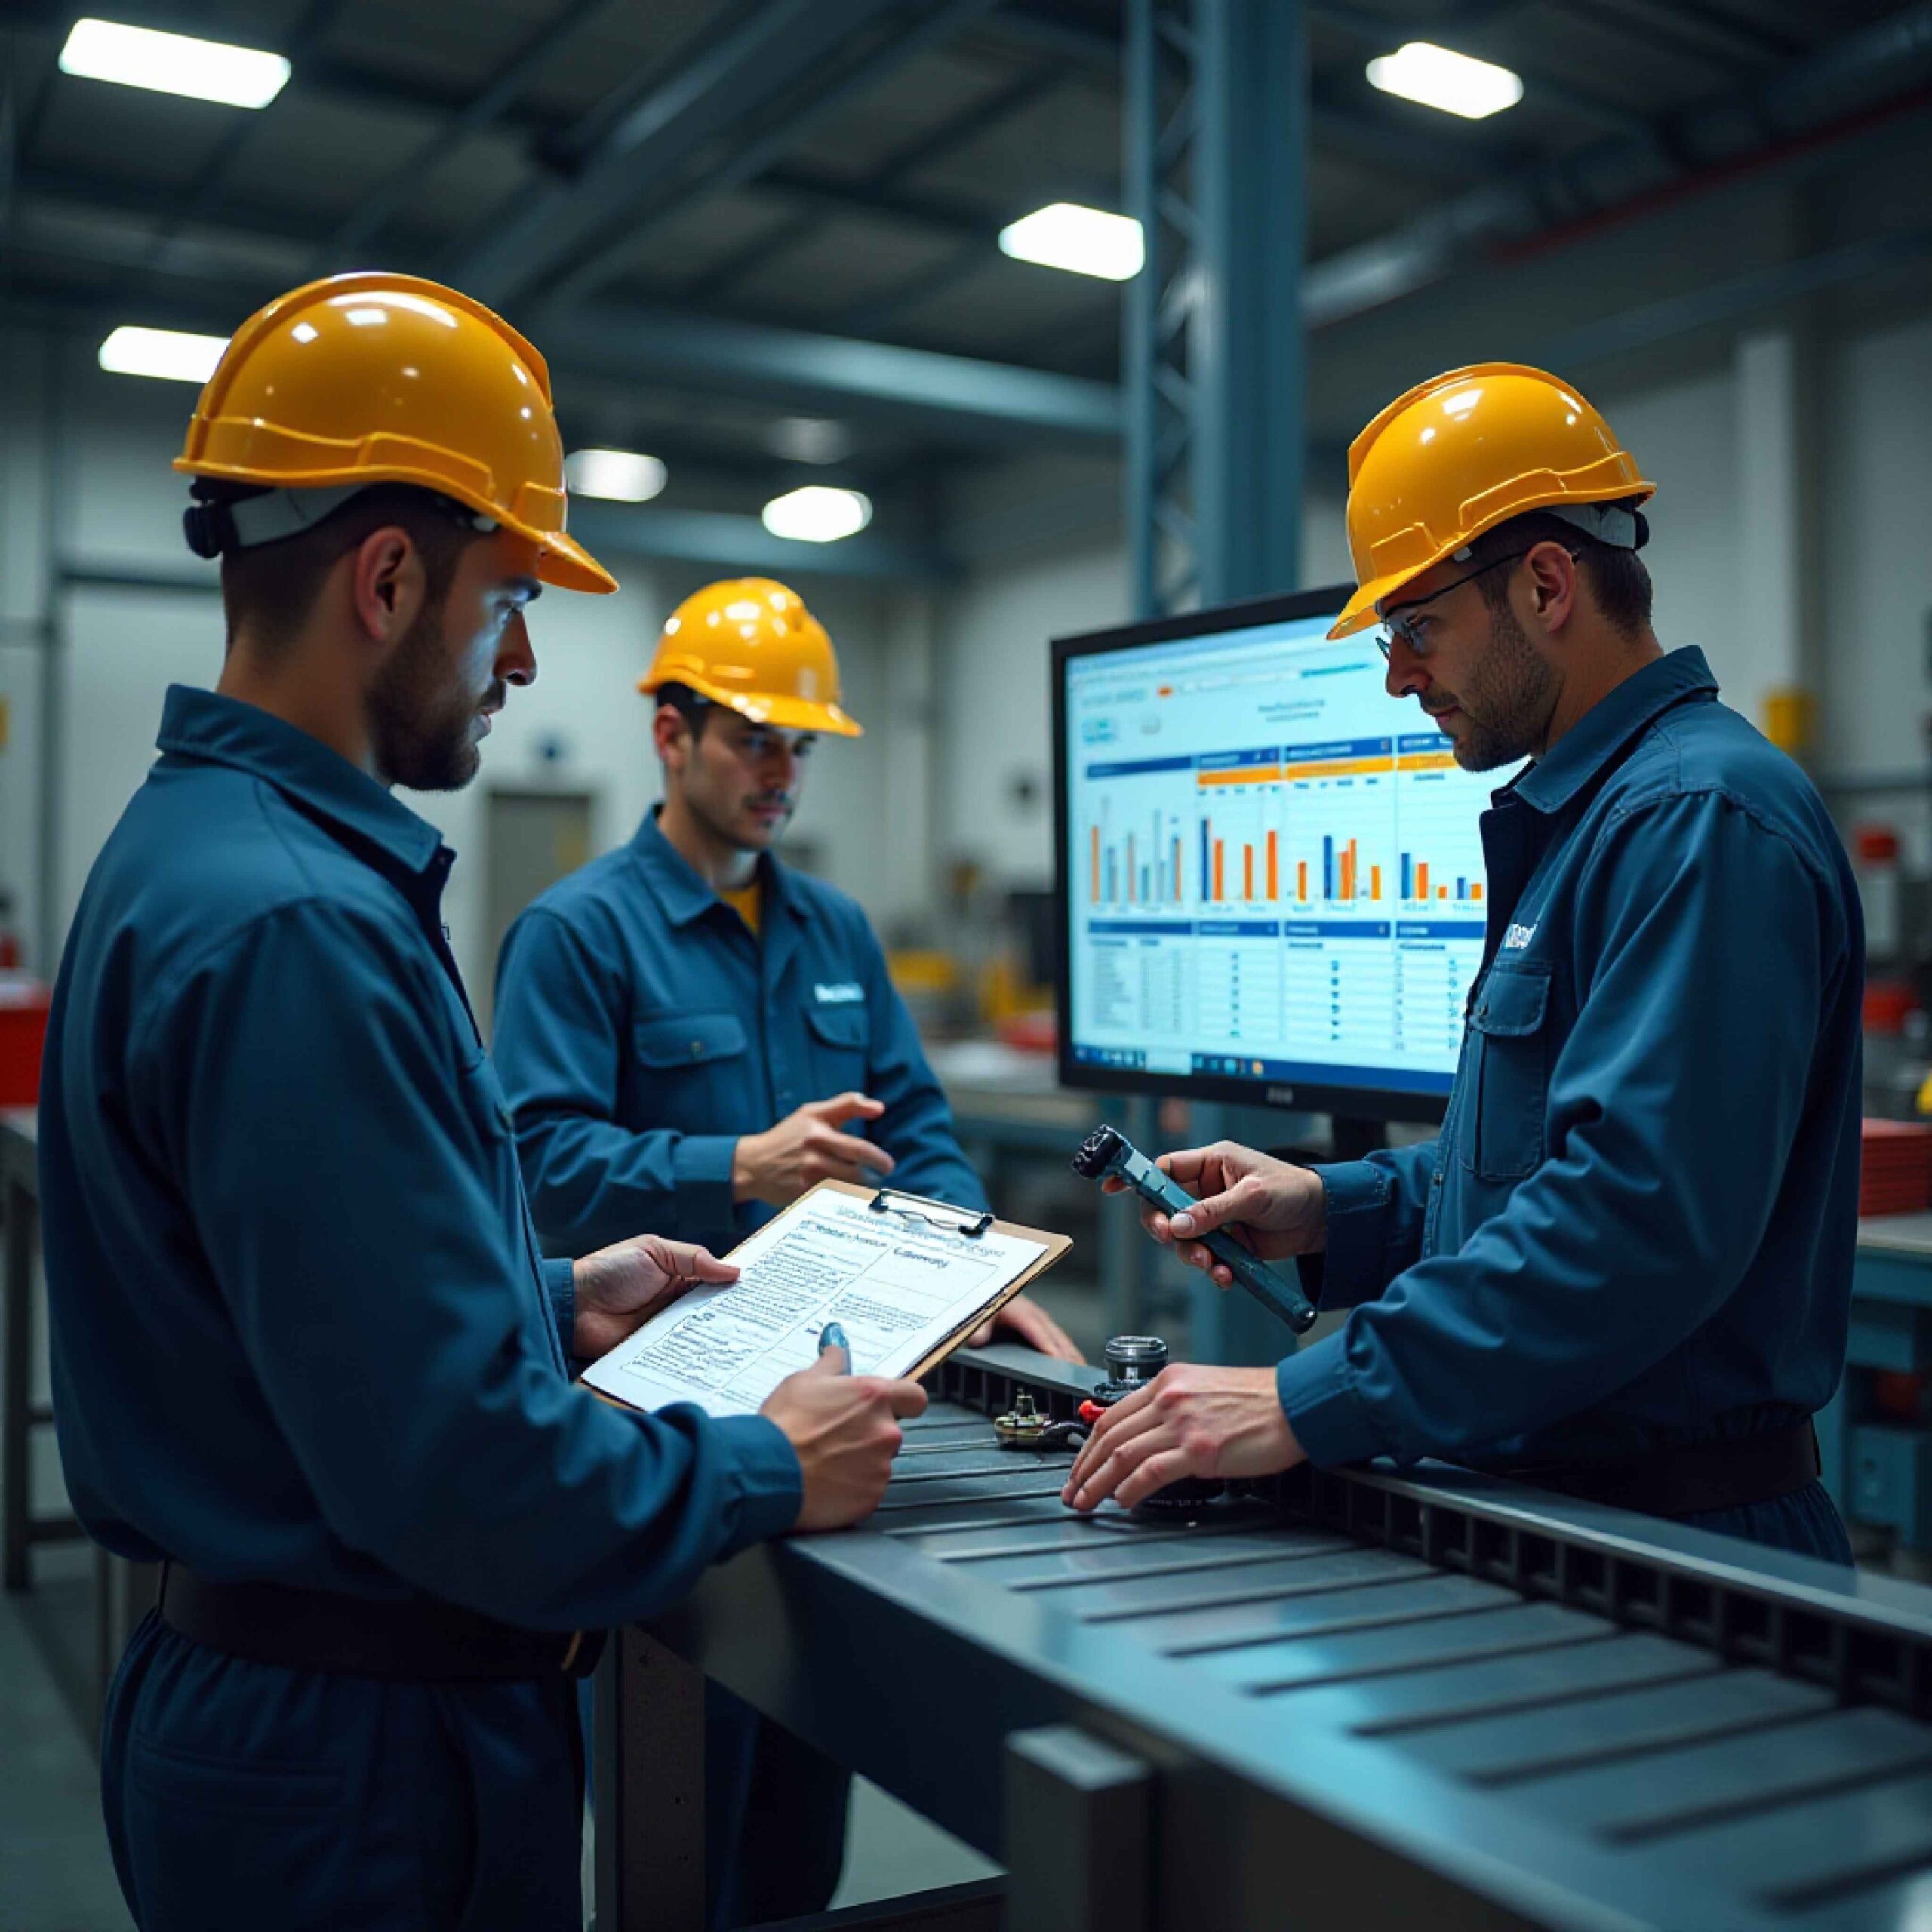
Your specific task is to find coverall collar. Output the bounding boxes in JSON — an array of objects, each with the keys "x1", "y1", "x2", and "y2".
[
  {"x1": 629, "y1": 808, "x2": 810, "y2": 932},
  {"x1": 1504, "y1": 645, "x2": 1718, "y2": 817},
  {"x1": 155, "y1": 685, "x2": 447, "y2": 876}
]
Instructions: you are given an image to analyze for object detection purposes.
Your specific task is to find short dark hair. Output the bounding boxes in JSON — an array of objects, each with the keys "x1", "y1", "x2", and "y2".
[
  {"x1": 652, "y1": 681, "x2": 716, "y2": 739},
  {"x1": 211, "y1": 484, "x2": 481, "y2": 650},
  {"x1": 1468, "y1": 497, "x2": 1653, "y2": 639}
]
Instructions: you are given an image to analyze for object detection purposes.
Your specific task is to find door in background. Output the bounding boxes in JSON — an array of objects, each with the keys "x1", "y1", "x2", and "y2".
[{"x1": 479, "y1": 787, "x2": 592, "y2": 1038}]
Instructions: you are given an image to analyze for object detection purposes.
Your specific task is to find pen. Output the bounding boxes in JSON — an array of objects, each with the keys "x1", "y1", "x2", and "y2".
[{"x1": 818, "y1": 1321, "x2": 851, "y2": 1372}]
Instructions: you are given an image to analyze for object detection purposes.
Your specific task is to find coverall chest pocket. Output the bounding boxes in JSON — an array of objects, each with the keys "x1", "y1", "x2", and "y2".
[
  {"x1": 1460, "y1": 963, "x2": 1552, "y2": 1183},
  {"x1": 633, "y1": 1011, "x2": 749, "y2": 1115},
  {"x1": 804, "y1": 1000, "x2": 869, "y2": 1095}
]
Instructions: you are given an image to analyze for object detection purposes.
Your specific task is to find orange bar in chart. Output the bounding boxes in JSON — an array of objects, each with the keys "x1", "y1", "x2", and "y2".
[
  {"x1": 1266, "y1": 831, "x2": 1279, "y2": 900},
  {"x1": 1090, "y1": 826, "x2": 1100, "y2": 903},
  {"x1": 1348, "y1": 840, "x2": 1359, "y2": 903},
  {"x1": 1213, "y1": 840, "x2": 1224, "y2": 901},
  {"x1": 1417, "y1": 861, "x2": 1429, "y2": 900},
  {"x1": 1471, "y1": 881, "x2": 1484, "y2": 902},
  {"x1": 1244, "y1": 845, "x2": 1254, "y2": 900},
  {"x1": 1297, "y1": 859, "x2": 1308, "y2": 901},
  {"x1": 1438, "y1": 884, "x2": 1449, "y2": 899},
  {"x1": 1371, "y1": 864, "x2": 1382, "y2": 901}
]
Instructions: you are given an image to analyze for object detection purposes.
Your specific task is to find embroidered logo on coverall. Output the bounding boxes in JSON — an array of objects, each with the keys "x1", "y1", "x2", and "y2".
[{"x1": 814, "y1": 982, "x2": 865, "y2": 1004}]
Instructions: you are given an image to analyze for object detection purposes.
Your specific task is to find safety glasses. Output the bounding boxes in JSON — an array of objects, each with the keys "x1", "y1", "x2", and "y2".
[{"x1": 1374, "y1": 545, "x2": 1570, "y2": 660}]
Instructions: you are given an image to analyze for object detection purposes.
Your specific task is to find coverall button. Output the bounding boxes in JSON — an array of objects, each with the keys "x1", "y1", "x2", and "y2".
[{"x1": 689, "y1": 1039, "x2": 705, "y2": 1058}]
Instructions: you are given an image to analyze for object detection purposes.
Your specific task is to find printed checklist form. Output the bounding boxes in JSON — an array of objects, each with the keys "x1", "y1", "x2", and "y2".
[{"x1": 582, "y1": 1182, "x2": 1068, "y2": 1418}]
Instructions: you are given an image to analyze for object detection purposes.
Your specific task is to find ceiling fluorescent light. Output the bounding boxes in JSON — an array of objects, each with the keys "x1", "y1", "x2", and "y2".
[
  {"x1": 998, "y1": 203, "x2": 1144, "y2": 281},
  {"x1": 761, "y1": 487, "x2": 872, "y2": 544},
  {"x1": 60, "y1": 18, "x2": 291, "y2": 109},
  {"x1": 565, "y1": 448, "x2": 667, "y2": 503},
  {"x1": 1366, "y1": 42, "x2": 1523, "y2": 119},
  {"x1": 98, "y1": 325, "x2": 229, "y2": 383}
]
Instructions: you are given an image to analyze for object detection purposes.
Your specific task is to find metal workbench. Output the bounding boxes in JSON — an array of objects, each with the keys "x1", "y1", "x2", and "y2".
[{"x1": 600, "y1": 1346, "x2": 1932, "y2": 1932}]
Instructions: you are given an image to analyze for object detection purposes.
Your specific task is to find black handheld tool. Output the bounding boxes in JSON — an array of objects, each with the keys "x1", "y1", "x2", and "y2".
[{"x1": 1071, "y1": 1124, "x2": 1318, "y2": 1334}]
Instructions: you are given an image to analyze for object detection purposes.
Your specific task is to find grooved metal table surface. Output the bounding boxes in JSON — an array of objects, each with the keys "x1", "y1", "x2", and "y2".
[{"x1": 602, "y1": 1349, "x2": 1932, "y2": 1932}]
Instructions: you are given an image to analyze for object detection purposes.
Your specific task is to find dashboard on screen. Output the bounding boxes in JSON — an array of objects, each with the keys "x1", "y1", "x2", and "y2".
[{"x1": 1052, "y1": 587, "x2": 1503, "y2": 1122}]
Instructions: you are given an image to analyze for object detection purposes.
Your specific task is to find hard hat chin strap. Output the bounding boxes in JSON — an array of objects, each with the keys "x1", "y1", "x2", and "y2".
[{"x1": 184, "y1": 481, "x2": 497, "y2": 559}]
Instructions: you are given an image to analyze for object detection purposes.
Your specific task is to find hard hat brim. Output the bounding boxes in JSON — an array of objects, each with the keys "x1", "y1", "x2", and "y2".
[
  {"x1": 534, "y1": 528, "x2": 618, "y2": 595},
  {"x1": 1326, "y1": 478, "x2": 1655, "y2": 641},
  {"x1": 638, "y1": 673, "x2": 862, "y2": 737}
]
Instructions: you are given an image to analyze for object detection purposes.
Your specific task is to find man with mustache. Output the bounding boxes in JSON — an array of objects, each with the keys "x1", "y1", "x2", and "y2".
[
  {"x1": 491, "y1": 575, "x2": 1081, "y2": 1923},
  {"x1": 1065, "y1": 363, "x2": 1860, "y2": 1566},
  {"x1": 38, "y1": 276, "x2": 923, "y2": 1932}
]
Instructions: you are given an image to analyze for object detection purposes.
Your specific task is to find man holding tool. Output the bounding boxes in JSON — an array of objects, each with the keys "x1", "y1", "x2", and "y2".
[
  {"x1": 493, "y1": 577, "x2": 1079, "y2": 1921},
  {"x1": 1065, "y1": 364, "x2": 1860, "y2": 1564},
  {"x1": 39, "y1": 273, "x2": 924, "y2": 1932}
]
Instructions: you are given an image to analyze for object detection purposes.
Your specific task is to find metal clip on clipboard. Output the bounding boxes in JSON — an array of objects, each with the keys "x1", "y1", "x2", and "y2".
[{"x1": 868, "y1": 1186, "x2": 994, "y2": 1239}]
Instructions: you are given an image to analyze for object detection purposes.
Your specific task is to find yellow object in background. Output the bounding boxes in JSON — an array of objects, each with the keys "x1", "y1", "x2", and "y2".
[
  {"x1": 1915, "y1": 1069, "x2": 1932, "y2": 1118},
  {"x1": 886, "y1": 950, "x2": 958, "y2": 995},
  {"x1": 0, "y1": 694, "x2": 9, "y2": 751},
  {"x1": 1762, "y1": 686, "x2": 1815, "y2": 757}
]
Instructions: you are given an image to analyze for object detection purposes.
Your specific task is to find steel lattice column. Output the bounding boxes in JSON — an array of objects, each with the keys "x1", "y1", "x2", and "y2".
[
  {"x1": 1124, "y1": 0, "x2": 1312, "y2": 1368},
  {"x1": 1124, "y1": 0, "x2": 1308, "y2": 619}
]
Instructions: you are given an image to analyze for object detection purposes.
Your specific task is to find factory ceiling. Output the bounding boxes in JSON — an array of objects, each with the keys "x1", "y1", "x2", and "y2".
[{"x1": 3, "y1": 0, "x2": 1930, "y2": 566}]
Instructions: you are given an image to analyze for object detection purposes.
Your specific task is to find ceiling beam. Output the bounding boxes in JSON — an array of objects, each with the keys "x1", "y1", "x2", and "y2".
[
  {"x1": 543, "y1": 300, "x2": 1122, "y2": 441},
  {"x1": 309, "y1": 0, "x2": 617, "y2": 272},
  {"x1": 1303, "y1": 3, "x2": 1932, "y2": 331},
  {"x1": 445, "y1": 0, "x2": 945, "y2": 310},
  {"x1": 0, "y1": 269, "x2": 1123, "y2": 444},
  {"x1": 681, "y1": 57, "x2": 1069, "y2": 308}
]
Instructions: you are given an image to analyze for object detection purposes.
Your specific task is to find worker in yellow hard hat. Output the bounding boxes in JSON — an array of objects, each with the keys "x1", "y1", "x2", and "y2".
[
  {"x1": 1069, "y1": 363, "x2": 1864, "y2": 1571},
  {"x1": 492, "y1": 574, "x2": 1083, "y2": 1921},
  {"x1": 40, "y1": 278, "x2": 924, "y2": 1932}
]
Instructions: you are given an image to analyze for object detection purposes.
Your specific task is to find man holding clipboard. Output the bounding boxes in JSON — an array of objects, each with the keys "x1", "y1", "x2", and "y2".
[{"x1": 38, "y1": 274, "x2": 928, "y2": 1932}]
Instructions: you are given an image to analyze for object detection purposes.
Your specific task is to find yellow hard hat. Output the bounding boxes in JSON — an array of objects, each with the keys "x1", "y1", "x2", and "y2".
[
  {"x1": 641, "y1": 579, "x2": 861, "y2": 737},
  {"x1": 1329, "y1": 362, "x2": 1654, "y2": 640},
  {"x1": 174, "y1": 272, "x2": 617, "y2": 595}
]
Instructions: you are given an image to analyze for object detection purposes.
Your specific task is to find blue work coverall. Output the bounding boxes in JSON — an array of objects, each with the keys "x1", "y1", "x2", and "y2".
[
  {"x1": 491, "y1": 808, "x2": 987, "y2": 1924},
  {"x1": 39, "y1": 688, "x2": 802, "y2": 1932},
  {"x1": 1277, "y1": 648, "x2": 1860, "y2": 1562},
  {"x1": 492, "y1": 807, "x2": 987, "y2": 1254}
]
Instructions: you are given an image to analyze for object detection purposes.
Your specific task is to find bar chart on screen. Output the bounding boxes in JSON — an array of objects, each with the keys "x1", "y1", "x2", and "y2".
[{"x1": 1064, "y1": 607, "x2": 1512, "y2": 1098}]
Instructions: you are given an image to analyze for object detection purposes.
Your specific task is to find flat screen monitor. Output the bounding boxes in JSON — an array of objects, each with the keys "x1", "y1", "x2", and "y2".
[{"x1": 1052, "y1": 586, "x2": 1503, "y2": 1124}]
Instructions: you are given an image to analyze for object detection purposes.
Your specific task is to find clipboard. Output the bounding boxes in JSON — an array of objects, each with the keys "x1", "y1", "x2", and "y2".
[
  {"x1": 586, "y1": 1178, "x2": 1072, "y2": 1413},
  {"x1": 811, "y1": 1177, "x2": 1072, "y2": 1383}
]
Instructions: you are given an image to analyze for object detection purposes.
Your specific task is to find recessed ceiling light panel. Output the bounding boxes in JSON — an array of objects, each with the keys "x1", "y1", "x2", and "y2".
[
  {"x1": 761, "y1": 486, "x2": 872, "y2": 544},
  {"x1": 565, "y1": 448, "x2": 668, "y2": 503},
  {"x1": 60, "y1": 18, "x2": 291, "y2": 109},
  {"x1": 998, "y1": 203, "x2": 1145, "y2": 281},
  {"x1": 1366, "y1": 42, "x2": 1524, "y2": 120},
  {"x1": 97, "y1": 325, "x2": 229, "y2": 383}
]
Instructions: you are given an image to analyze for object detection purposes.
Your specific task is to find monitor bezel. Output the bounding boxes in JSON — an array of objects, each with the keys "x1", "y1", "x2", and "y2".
[{"x1": 1051, "y1": 583, "x2": 1456, "y2": 1128}]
